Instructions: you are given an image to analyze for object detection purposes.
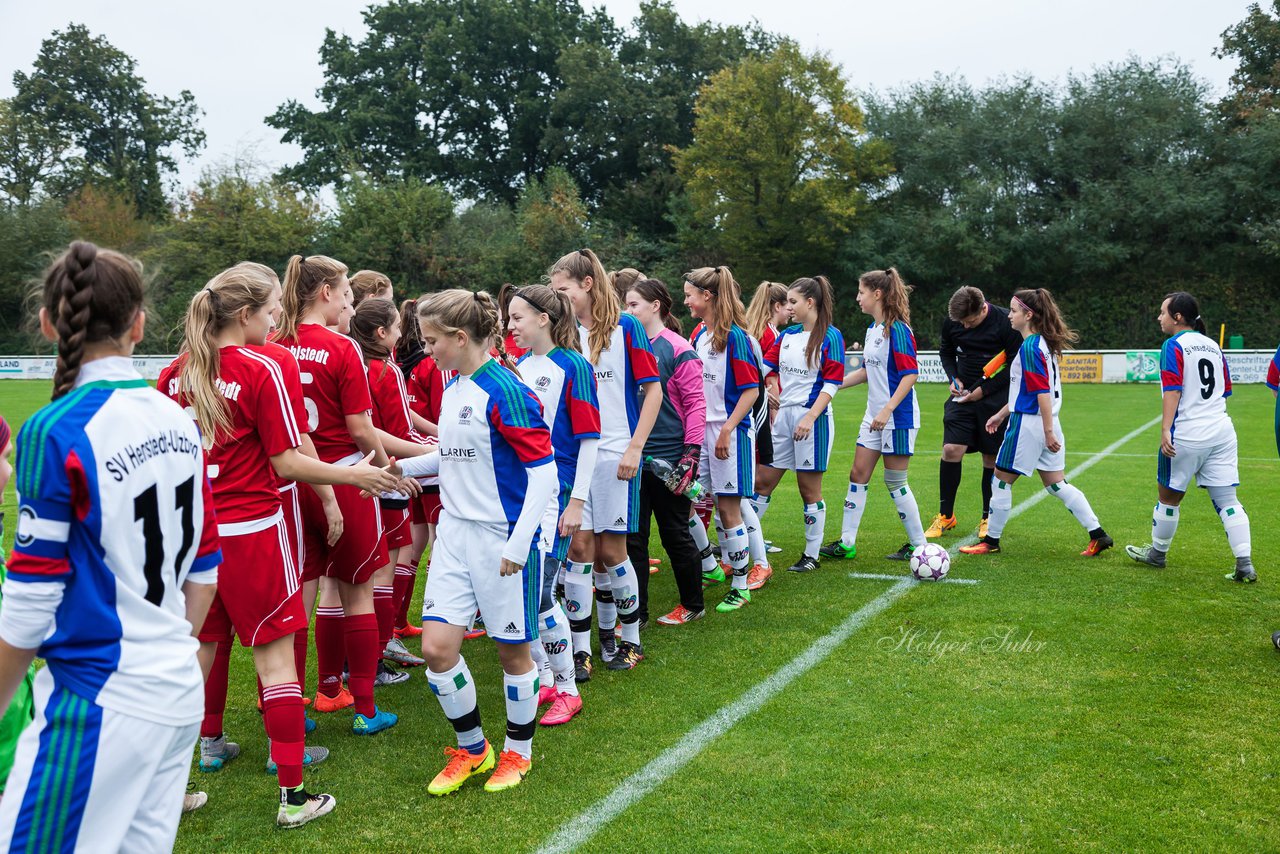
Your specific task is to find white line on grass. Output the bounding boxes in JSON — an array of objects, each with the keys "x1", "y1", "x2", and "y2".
[
  {"x1": 1065, "y1": 450, "x2": 1277, "y2": 463},
  {"x1": 534, "y1": 414, "x2": 1161, "y2": 854},
  {"x1": 848, "y1": 571, "x2": 980, "y2": 585}
]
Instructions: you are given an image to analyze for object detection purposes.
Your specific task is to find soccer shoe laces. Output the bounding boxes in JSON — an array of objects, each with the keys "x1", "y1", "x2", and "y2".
[
  {"x1": 491, "y1": 749, "x2": 529, "y2": 777},
  {"x1": 440, "y1": 745, "x2": 482, "y2": 775}
]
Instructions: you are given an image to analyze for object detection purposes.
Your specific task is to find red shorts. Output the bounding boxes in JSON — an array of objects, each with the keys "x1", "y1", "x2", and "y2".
[
  {"x1": 296, "y1": 483, "x2": 388, "y2": 583},
  {"x1": 198, "y1": 513, "x2": 306, "y2": 646},
  {"x1": 383, "y1": 504, "x2": 413, "y2": 550},
  {"x1": 414, "y1": 488, "x2": 443, "y2": 526},
  {"x1": 279, "y1": 483, "x2": 304, "y2": 582}
]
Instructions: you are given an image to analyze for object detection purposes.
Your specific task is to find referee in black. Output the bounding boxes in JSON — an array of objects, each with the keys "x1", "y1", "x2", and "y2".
[{"x1": 927, "y1": 286, "x2": 1023, "y2": 540}]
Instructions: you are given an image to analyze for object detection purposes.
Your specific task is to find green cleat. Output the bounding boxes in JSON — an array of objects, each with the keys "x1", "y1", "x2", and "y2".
[
  {"x1": 701, "y1": 564, "x2": 726, "y2": 589},
  {"x1": 819, "y1": 539, "x2": 856, "y2": 559},
  {"x1": 716, "y1": 587, "x2": 751, "y2": 613}
]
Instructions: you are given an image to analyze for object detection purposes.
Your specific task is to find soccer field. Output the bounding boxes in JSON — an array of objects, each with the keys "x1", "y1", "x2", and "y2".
[{"x1": 3, "y1": 380, "x2": 1279, "y2": 851}]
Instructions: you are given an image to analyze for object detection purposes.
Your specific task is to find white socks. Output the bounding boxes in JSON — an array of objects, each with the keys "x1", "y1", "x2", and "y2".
[
  {"x1": 803, "y1": 501, "x2": 825, "y2": 558},
  {"x1": 1151, "y1": 502, "x2": 1179, "y2": 552},
  {"x1": 884, "y1": 469, "x2": 925, "y2": 547},
  {"x1": 840, "y1": 482, "x2": 869, "y2": 548},
  {"x1": 1045, "y1": 481, "x2": 1100, "y2": 532},
  {"x1": 986, "y1": 478, "x2": 1013, "y2": 541}
]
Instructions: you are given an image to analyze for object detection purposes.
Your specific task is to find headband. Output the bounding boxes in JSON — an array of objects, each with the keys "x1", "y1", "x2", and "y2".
[{"x1": 1012, "y1": 295, "x2": 1033, "y2": 314}]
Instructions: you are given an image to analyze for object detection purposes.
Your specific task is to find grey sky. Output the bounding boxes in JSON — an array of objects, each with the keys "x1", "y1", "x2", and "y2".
[{"x1": 0, "y1": 0, "x2": 1253, "y2": 193}]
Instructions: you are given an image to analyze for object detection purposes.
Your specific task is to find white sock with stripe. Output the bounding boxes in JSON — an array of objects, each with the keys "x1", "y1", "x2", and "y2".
[
  {"x1": 1046, "y1": 481, "x2": 1100, "y2": 532},
  {"x1": 840, "y1": 482, "x2": 869, "y2": 548},
  {"x1": 804, "y1": 501, "x2": 825, "y2": 558},
  {"x1": 1151, "y1": 502, "x2": 1179, "y2": 552}
]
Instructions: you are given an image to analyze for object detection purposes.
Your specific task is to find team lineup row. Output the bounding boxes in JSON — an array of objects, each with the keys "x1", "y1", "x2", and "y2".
[{"x1": 0, "y1": 241, "x2": 1276, "y2": 850}]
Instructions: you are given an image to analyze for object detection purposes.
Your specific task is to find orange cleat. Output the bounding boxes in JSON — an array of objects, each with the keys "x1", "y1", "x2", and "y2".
[
  {"x1": 959, "y1": 540, "x2": 1000, "y2": 555},
  {"x1": 394, "y1": 623, "x2": 423, "y2": 638},
  {"x1": 428, "y1": 742, "x2": 495, "y2": 796},
  {"x1": 1080, "y1": 534, "x2": 1114, "y2": 557},
  {"x1": 746, "y1": 564, "x2": 773, "y2": 591},
  {"x1": 657, "y1": 604, "x2": 705, "y2": 625},
  {"x1": 484, "y1": 750, "x2": 532, "y2": 792},
  {"x1": 312, "y1": 687, "x2": 354, "y2": 713}
]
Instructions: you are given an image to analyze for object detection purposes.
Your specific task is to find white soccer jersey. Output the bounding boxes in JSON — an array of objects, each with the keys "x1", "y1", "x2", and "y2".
[
  {"x1": 861, "y1": 321, "x2": 920, "y2": 429},
  {"x1": 763, "y1": 325, "x2": 846, "y2": 409},
  {"x1": 1160, "y1": 330, "x2": 1234, "y2": 446},
  {"x1": 1009, "y1": 334, "x2": 1062, "y2": 417},
  {"x1": 578, "y1": 313, "x2": 659, "y2": 454},
  {"x1": 436, "y1": 359, "x2": 555, "y2": 530},
  {"x1": 692, "y1": 323, "x2": 760, "y2": 425},
  {"x1": 9, "y1": 358, "x2": 221, "y2": 727}
]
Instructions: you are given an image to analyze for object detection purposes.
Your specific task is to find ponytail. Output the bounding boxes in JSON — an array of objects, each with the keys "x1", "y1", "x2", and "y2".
[
  {"x1": 858, "y1": 267, "x2": 912, "y2": 328},
  {"x1": 609, "y1": 268, "x2": 644, "y2": 305},
  {"x1": 745, "y1": 281, "x2": 788, "y2": 341},
  {"x1": 514, "y1": 284, "x2": 580, "y2": 352},
  {"x1": 549, "y1": 248, "x2": 616, "y2": 363},
  {"x1": 1012, "y1": 287, "x2": 1078, "y2": 358},
  {"x1": 180, "y1": 264, "x2": 278, "y2": 446},
  {"x1": 1164, "y1": 291, "x2": 1207, "y2": 335},
  {"x1": 789, "y1": 276, "x2": 835, "y2": 368},
  {"x1": 278, "y1": 254, "x2": 348, "y2": 341},
  {"x1": 349, "y1": 298, "x2": 400, "y2": 362},
  {"x1": 41, "y1": 241, "x2": 144, "y2": 399},
  {"x1": 685, "y1": 265, "x2": 746, "y2": 352}
]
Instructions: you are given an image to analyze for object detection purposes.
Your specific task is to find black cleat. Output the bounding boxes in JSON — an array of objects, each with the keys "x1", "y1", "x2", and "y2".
[
  {"x1": 787, "y1": 555, "x2": 821, "y2": 573},
  {"x1": 885, "y1": 543, "x2": 913, "y2": 561}
]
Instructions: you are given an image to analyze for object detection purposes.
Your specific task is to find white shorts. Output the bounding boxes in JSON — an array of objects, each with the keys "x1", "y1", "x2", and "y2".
[
  {"x1": 996, "y1": 412, "x2": 1066, "y2": 476},
  {"x1": 770, "y1": 406, "x2": 835, "y2": 472},
  {"x1": 581, "y1": 450, "x2": 640, "y2": 534},
  {"x1": 422, "y1": 512, "x2": 539, "y2": 643},
  {"x1": 0, "y1": 669, "x2": 199, "y2": 854},
  {"x1": 1158, "y1": 435, "x2": 1239, "y2": 492},
  {"x1": 856, "y1": 416, "x2": 917, "y2": 457},
  {"x1": 699, "y1": 421, "x2": 755, "y2": 497}
]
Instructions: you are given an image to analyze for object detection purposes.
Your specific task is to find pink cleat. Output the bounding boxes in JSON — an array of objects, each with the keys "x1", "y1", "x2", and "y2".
[{"x1": 539, "y1": 691, "x2": 583, "y2": 726}]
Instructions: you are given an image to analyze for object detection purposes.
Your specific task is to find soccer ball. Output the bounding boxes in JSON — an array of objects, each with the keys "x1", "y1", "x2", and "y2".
[{"x1": 910, "y1": 543, "x2": 950, "y2": 581}]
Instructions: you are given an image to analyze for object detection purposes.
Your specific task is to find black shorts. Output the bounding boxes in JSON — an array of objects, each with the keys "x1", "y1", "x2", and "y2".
[
  {"x1": 756, "y1": 414, "x2": 773, "y2": 466},
  {"x1": 943, "y1": 396, "x2": 1007, "y2": 456}
]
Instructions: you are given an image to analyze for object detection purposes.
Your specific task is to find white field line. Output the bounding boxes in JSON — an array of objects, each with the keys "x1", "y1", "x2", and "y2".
[
  {"x1": 848, "y1": 571, "x2": 980, "y2": 585},
  {"x1": 533, "y1": 414, "x2": 1161, "y2": 854},
  {"x1": 1064, "y1": 450, "x2": 1276, "y2": 463}
]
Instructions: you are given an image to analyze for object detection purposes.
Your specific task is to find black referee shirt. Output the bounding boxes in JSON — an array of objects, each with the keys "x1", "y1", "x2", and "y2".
[{"x1": 938, "y1": 302, "x2": 1023, "y2": 406}]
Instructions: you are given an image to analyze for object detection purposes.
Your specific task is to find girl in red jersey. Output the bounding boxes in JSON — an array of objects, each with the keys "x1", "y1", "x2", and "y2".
[
  {"x1": 350, "y1": 297, "x2": 430, "y2": 676},
  {"x1": 162, "y1": 264, "x2": 400, "y2": 825},
  {"x1": 274, "y1": 254, "x2": 401, "y2": 735}
]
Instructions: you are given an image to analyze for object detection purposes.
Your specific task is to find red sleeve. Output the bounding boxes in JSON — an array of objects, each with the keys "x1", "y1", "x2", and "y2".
[
  {"x1": 1267, "y1": 348, "x2": 1280, "y2": 391},
  {"x1": 371, "y1": 362, "x2": 414, "y2": 440},
  {"x1": 274, "y1": 348, "x2": 308, "y2": 430},
  {"x1": 1022, "y1": 340, "x2": 1050, "y2": 394},
  {"x1": 763, "y1": 331, "x2": 782, "y2": 371},
  {"x1": 1159, "y1": 340, "x2": 1183, "y2": 392},
  {"x1": 335, "y1": 338, "x2": 374, "y2": 417},
  {"x1": 889, "y1": 323, "x2": 919, "y2": 374},
  {"x1": 822, "y1": 329, "x2": 846, "y2": 383},
  {"x1": 728, "y1": 330, "x2": 760, "y2": 391},
  {"x1": 760, "y1": 325, "x2": 777, "y2": 355},
  {"x1": 406, "y1": 365, "x2": 429, "y2": 417},
  {"x1": 624, "y1": 318, "x2": 659, "y2": 384},
  {"x1": 248, "y1": 361, "x2": 302, "y2": 457},
  {"x1": 489, "y1": 388, "x2": 554, "y2": 466},
  {"x1": 565, "y1": 359, "x2": 601, "y2": 439}
]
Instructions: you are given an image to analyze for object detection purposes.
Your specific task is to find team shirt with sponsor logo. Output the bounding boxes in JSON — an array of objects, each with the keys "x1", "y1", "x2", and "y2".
[
  {"x1": 516, "y1": 347, "x2": 601, "y2": 489},
  {"x1": 692, "y1": 323, "x2": 760, "y2": 425},
  {"x1": 1009, "y1": 334, "x2": 1061, "y2": 417},
  {"x1": 763, "y1": 324, "x2": 846, "y2": 409},
  {"x1": 578, "y1": 313, "x2": 659, "y2": 454},
  {"x1": 9, "y1": 358, "x2": 221, "y2": 726},
  {"x1": 274, "y1": 324, "x2": 373, "y2": 464},
  {"x1": 437, "y1": 359, "x2": 555, "y2": 532},
  {"x1": 1159, "y1": 330, "x2": 1234, "y2": 446},
  {"x1": 158, "y1": 346, "x2": 302, "y2": 523},
  {"x1": 861, "y1": 321, "x2": 920, "y2": 428}
]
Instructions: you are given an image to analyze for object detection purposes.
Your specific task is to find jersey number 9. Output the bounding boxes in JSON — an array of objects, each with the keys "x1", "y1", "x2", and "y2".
[{"x1": 1197, "y1": 358, "x2": 1216, "y2": 400}]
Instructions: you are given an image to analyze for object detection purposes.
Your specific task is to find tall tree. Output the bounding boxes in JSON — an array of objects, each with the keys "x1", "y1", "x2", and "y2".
[
  {"x1": 268, "y1": 0, "x2": 613, "y2": 202},
  {"x1": 1215, "y1": 1, "x2": 1280, "y2": 121},
  {"x1": 12, "y1": 24, "x2": 204, "y2": 218},
  {"x1": 0, "y1": 98, "x2": 71, "y2": 206},
  {"x1": 673, "y1": 41, "x2": 890, "y2": 283}
]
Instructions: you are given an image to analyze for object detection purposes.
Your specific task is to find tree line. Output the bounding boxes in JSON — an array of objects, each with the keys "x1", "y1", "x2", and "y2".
[{"x1": 3, "y1": 1, "x2": 1279, "y2": 354}]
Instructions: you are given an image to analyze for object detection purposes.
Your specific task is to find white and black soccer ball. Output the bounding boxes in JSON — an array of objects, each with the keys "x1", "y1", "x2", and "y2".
[{"x1": 910, "y1": 543, "x2": 950, "y2": 581}]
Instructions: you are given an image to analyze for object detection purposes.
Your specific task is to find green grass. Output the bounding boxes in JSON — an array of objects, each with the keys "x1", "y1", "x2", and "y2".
[{"x1": 2, "y1": 380, "x2": 1279, "y2": 852}]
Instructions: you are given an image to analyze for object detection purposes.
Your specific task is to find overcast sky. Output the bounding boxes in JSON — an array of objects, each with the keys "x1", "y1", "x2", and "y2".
[{"x1": 0, "y1": 0, "x2": 1254, "y2": 191}]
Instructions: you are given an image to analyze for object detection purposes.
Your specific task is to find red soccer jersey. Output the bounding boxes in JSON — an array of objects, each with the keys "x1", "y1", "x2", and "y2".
[
  {"x1": 159, "y1": 346, "x2": 302, "y2": 523},
  {"x1": 407, "y1": 356, "x2": 455, "y2": 425},
  {"x1": 275, "y1": 324, "x2": 373, "y2": 463},
  {"x1": 248, "y1": 341, "x2": 308, "y2": 489},
  {"x1": 367, "y1": 358, "x2": 416, "y2": 441}
]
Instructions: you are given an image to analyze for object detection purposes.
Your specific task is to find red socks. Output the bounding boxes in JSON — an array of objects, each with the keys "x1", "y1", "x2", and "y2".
[
  {"x1": 393, "y1": 563, "x2": 416, "y2": 629},
  {"x1": 344, "y1": 612, "x2": 379, "y2": 717},
  {"x1": 200, "y1": 639, "x2": 232, "y2": 738},
  {"x1": 374, "y1": 585, "x2": 395, "y2": 650},
  {"x1": 261, "y1": 682, "x2": 305, "y2": 788},
  {"x1": 293, "y1": 628, "x2": 309, "y2": 695},
  {"x1": 314, "y1": 606, "x2": 345, "y2": 698}
]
